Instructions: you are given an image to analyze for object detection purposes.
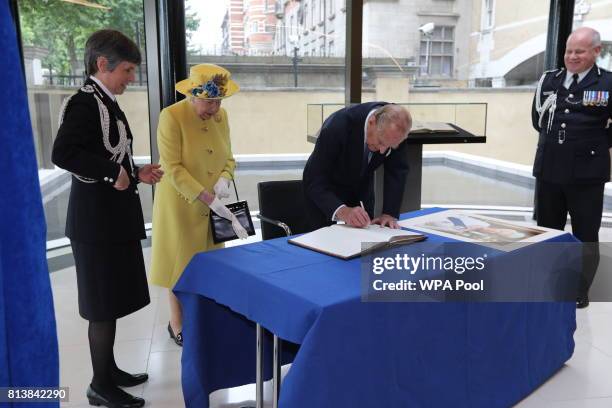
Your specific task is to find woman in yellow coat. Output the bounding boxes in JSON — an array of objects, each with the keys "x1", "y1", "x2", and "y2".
[{"x1": 150, "y1": 64, "x2": 246, "y2": 346}]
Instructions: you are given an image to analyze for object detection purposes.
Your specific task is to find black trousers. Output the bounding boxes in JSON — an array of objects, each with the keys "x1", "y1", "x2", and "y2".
[{"x1": 536, "y1": 179, "x2": 604, "y2": 297}]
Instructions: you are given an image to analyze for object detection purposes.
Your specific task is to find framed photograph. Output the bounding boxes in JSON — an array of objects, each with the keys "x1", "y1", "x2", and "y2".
[{"x1": 398, "y1": 210, "x2": 565, "y2": 249}]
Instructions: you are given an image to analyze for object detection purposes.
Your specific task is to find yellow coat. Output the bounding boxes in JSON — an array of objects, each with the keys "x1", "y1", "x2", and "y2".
[{"x1": 150, "y1": 99, "x2": 235, "y2": 288}]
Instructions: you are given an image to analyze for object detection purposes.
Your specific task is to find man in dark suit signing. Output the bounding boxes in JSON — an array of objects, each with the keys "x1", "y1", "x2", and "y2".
[
  {"x1": 303, "y1": 102, "x2": 412, "y2": 231},
  {"x1": 532, "y1": 27, "x2": 612, "y2": 308}
]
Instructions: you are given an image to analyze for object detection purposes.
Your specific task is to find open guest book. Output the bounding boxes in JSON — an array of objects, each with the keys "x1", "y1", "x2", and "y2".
[
  {"x1": 410, "y1": 121, "x2": 458, "y2": 134},
  {"x1": 288, "y1": 224, "x2": 426, "y2": 260}
]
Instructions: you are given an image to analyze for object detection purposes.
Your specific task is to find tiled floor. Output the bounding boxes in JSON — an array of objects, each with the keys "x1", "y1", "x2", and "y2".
[
  {"x1": 52, "y1": 233, "x2": 283, "y2": 408},
  {"x1": 51, "y1": 224, "x2": 612, "y2": 408}
]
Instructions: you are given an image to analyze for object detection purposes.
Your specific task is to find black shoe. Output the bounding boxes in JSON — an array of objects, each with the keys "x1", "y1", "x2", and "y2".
[
  {"x1": 86, "y1": 384, "x2": 145, "y2": 408},
  {"x1": 577, "y1": 297, "x2": 590, "y2": 309},
  {"x1": 112, "y1": 370, "x2": 148, "y2": 387},
  {"x1": 167, "y1": 322, "x2": 183, "y2": 347}
]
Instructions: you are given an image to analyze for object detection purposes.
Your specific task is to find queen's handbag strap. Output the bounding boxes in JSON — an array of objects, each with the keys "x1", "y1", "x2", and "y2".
[{"x1": 232, "y1": 179, "x2": 240, "y2": 201}]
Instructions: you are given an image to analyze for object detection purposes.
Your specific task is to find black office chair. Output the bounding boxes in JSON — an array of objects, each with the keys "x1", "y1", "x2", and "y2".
[
  {"x1": 257, "y1": 180, "x2": 311, "y2": 239},
  {"x1": 255, "y1": 180, "x2": 309, "y2": 405}
]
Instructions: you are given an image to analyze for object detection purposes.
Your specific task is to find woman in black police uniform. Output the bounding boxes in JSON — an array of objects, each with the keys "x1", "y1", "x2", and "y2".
[{"x1": 52, "y1": 30, "x2": 163, "y2": 408}]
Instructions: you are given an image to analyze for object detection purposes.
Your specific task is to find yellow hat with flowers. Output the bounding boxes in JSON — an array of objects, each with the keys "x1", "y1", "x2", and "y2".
[{"x1": 175, "y1": 63, "x2": 239, "y2": 99}]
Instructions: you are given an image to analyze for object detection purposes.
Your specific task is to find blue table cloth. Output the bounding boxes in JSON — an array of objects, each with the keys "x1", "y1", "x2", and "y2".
[{"x1": 175, "y1": 208, "x2": 577, "y2": 408}]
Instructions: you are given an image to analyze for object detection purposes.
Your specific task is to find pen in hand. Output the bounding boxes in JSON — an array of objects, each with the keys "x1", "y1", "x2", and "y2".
[
  {"x1": 338, "y1": 201, "x2": 371, "y2": 227},
  {"x1": 359, "y1": 201, "x2": 371, "y2": 226}
]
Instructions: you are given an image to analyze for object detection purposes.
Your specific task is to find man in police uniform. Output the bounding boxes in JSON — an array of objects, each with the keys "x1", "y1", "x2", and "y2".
[{"x1": 532, "y1": 27, "x2": 612, "y2": 309}]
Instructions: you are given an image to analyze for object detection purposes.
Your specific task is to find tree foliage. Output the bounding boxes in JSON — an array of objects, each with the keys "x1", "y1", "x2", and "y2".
[
  {"x1": 185, "y1": 4, "x2": 200, "y2": 48},
  {"x1": 19, "y1": 0, "x2": 200, "y2": 76},
  {"x1": 19, "y1": 0, "x2": 106, "y2": 75}
]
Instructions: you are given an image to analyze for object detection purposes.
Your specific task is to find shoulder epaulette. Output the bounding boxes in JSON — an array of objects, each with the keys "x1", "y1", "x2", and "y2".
[
  {"x1": 80, "y1": 82, "x2": 105, "y2": 100},
  {"x1": 552, "y1": 67, "x2": 565, "y2": 77},
  {"x1": 538, "y1": 68, "x2": 563, "y2": 80}
]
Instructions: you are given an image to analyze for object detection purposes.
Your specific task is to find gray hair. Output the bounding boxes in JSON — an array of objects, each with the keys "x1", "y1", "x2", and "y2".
[
  {"x1": 570, "y1": 27, "x2": 602, "y2": 48},
  {"x1": 84, "y1": 29, "x2": 141, "y2": 76},
  {"x1": 374, "y1": 104, "x2": 412, "y2": 136},
  {"x1": 591, "y1": 30, "x2": 602, "y2": 47}
]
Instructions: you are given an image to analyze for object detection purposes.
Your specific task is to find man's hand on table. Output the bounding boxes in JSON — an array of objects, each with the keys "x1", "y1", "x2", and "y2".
[{"x1": 372, "y1": 214, "x2": 399, "y2": 229}]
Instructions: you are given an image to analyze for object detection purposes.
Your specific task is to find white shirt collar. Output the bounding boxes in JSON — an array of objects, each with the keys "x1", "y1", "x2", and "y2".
[
  {"x1": 90, "y1": 76, "x2": 116, "y2": 101},
  {"x1": 563, "y1": 66, "x2": 593, "y2": 89}
]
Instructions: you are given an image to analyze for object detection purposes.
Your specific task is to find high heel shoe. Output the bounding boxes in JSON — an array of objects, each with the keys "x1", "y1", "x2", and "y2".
[
  {"x1": 86, "y1": 384, "x2": 144, "y2": 408},
  {"x1": 167, "y1": 322, "x2": 183, "y2": 347}
]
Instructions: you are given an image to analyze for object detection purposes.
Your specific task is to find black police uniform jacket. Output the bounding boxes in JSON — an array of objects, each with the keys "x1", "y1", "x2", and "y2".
[
  {"x1": 531, "y1": 65, "x2": 612, "y2": 185},
  {"x1": 52, "y1": 78, "x2": 145, "y2": 243},
  {"x1": 302, "y1": 101, "x2": 410, "y2": 229}
]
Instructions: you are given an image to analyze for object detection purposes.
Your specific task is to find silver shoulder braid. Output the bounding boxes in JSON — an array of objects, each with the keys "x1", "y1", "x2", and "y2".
[{"x1": 535, "y1": 71, "x2": 557, "y2": 134}]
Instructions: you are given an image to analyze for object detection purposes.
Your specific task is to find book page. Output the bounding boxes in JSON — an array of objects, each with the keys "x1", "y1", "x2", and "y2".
[
  {"x1": 289, "y1": 224, "x2": 423, "y2": 259},
  {"x1": 360, "y1": 224, "x2": 423, "y2": 240}
]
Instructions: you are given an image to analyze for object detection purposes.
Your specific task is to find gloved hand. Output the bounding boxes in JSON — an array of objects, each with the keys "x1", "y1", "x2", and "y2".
[
  {"x1": 209, "y1": 197, "x2": 233, "y2": 219},
  {"x1": 230, "y1": 213, "x2": 248, "y2": 239},
  {"x1": 209, "y1": 197, "x2": 248, "y2": 239},
  {"x1": 213, "y1": 177, "x2": 232, "y2": 199}
]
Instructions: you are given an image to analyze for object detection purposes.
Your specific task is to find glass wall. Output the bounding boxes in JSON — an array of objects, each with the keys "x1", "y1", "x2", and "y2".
[
  {"x1": 358, "y1": 0, "x2": 555, "y2": 209},
  {"x1": 181, "y1": 0, "x2": 612, "y2": 211},
  {"x1": 17, "y1": 0, "x2": 153, "y2": 243},
  {"x1": 26, "y1": 0, "x2": 612, "y2": 242},
  {"x1": 581, "y1": 0, "x2": 612, "y2": 72}
]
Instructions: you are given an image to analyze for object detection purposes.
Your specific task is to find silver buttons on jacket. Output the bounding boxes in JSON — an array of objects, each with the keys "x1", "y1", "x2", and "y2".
[
  {"x1": 564, "y1": 109, "x2": 569, "y2": 114},
  {"x1": 561, "y1": 123, "x2": 566, "y2": 129}
]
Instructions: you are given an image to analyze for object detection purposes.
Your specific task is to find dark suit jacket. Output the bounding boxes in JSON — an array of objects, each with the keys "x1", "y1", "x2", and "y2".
[
  {"x1": 52, "y1": 78, "x2": 145, "y2": 243},
  {"x1": 531, "y1": 65, "x2": 612, "y2": 185},
  {"x1": 302, "y1": 101, "x2": 410, "y2": 230}
]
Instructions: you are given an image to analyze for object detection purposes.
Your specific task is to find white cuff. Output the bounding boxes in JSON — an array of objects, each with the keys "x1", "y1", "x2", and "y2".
[{"x1": 331, "y1": 204, "x2": 346, "y2": 222}]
